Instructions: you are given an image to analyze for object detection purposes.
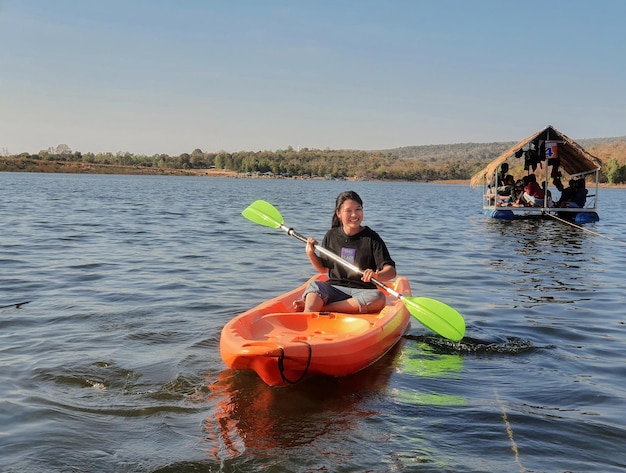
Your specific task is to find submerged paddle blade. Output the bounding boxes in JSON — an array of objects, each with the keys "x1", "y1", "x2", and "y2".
[
  {"x1": 404, "y1": 296, "x2": 466, "y2": 342},
  {"x1": 242, "y1": 200, "x2": 284, "y2": 229}
]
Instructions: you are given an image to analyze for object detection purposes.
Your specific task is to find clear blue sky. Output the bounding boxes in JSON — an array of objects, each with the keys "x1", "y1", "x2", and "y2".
[{"x1": 2, "y1": 0, "x2": 625, "y2": 156}]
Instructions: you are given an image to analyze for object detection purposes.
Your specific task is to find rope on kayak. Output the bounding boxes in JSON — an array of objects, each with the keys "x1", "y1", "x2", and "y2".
[{"x1": 277, "y1": 341, "x2": 312, "y2": 385}]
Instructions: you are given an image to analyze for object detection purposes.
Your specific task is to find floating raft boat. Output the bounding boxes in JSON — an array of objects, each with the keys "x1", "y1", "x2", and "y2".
[
  {"x1": 471, "y1": 125, "x2": 601, "y2": 222},
  {"x1": 220, "y1": 273, "x2": 411, "y2": 386}
]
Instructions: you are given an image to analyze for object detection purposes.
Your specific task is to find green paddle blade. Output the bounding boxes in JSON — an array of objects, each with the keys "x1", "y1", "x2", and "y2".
[
  {"x1": 404, "y1": 296, "x2": 466, "y2": 342},
  {"x1": 242, "y1": 200, "x2": 284, "y2": 229}
]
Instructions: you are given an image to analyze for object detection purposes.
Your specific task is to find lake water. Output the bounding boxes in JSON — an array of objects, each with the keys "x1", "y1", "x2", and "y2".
[{"x1": 1, "y1": 172, "x2": 625, "y2": 473}]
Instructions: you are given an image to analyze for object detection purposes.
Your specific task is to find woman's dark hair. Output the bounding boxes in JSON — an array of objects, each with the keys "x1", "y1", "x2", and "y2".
[{"x1": 331, "y1": 190, "x2": 363, "y2": 227}]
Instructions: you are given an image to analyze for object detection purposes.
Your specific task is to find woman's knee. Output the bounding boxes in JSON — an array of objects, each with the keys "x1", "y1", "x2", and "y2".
[
  {"x1": 358, "y1": 291, "x2": 386, "y2": 313},
  {"x1": 302, "y1": 280, "x2": 328, "y2": 303}
]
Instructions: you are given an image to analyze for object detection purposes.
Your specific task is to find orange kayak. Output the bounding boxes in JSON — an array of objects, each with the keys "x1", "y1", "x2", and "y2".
[{"x1": 220, "y1": 273, "x2": 411, "y2": 386}]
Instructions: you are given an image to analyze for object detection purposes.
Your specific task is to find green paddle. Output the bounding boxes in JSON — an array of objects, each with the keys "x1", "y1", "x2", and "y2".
[{"x1": 242, "y1": 200, "x2": 466, "y2": 342}]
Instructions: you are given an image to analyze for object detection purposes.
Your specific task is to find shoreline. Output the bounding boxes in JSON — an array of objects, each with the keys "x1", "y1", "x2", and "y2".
[{"x1": 2, "y1": 161, "x2": 625, "y2": 188}]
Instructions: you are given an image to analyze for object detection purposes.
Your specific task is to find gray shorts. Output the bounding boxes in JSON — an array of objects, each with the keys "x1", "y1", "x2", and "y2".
[{"x1": 302, "y1": 280, "x2": 385, "y2": 313}]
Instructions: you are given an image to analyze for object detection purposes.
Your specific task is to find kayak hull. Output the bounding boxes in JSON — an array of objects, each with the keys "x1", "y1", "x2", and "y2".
[{"x1": 220, "y1": 274, "x2": 411, "y2": 386}]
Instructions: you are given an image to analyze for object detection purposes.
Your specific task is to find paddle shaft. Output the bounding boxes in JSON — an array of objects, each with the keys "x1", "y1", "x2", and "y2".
[
  {"x1": 242, "y1": 199, "x2": 465, "y2": 341},
  {"x1": 280, "y1": 225, "x2": 402, "y2": 299}
]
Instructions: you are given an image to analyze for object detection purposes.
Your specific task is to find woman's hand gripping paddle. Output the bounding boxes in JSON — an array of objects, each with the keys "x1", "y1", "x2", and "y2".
[{"x1": 242, "y1": 200, "x2": 466, "y2": 342}]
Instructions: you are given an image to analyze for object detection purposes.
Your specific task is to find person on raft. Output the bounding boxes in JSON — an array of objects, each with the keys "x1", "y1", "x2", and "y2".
[{"x1": 293, "y1": 190, "x2": 397, "y2": 314}]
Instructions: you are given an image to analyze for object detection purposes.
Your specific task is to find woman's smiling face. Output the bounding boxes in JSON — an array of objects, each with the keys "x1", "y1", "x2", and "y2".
[{"x1": 336, "y1": 199, "x2": 363, "y2": 235}]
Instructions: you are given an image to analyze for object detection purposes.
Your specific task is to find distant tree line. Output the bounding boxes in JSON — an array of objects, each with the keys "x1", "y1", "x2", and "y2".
[
  {"x1": 3, "y1": 139, "x2": 626, "y2": 182},
  {"x1": 602, "y1": 157, "x2": 626, "y2": 184},
  {"x1": 588, "y1": 142, "x2": 626, "y2": 184},
  {"x1": 4, "y1": 144, "x2": 492, "y2": 181}
]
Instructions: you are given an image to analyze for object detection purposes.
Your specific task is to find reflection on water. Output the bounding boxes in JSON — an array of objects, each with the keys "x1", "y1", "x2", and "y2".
[
  {"x1": 477, "y1": 218, "x2": 609, "y2": 312},
  {"x1": 202, "y1": 342, "x2": 401, "y2": 465},
  {"x1": 398, "y1": 342, "x2": 464, "y2": 378},
  {"x1": 394, "y1": 342, "x2": 466, "y2": 406}
]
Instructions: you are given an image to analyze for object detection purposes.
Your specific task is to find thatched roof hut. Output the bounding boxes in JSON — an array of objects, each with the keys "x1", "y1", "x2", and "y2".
[{"x1": 470, "y1": 125, "x2": 602, "y2": 187}]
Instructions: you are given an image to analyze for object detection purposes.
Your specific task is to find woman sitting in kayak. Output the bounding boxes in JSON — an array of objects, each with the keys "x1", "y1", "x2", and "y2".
[{"x1": 293, "y1": 190, "x2": 397, "y2": 314}]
